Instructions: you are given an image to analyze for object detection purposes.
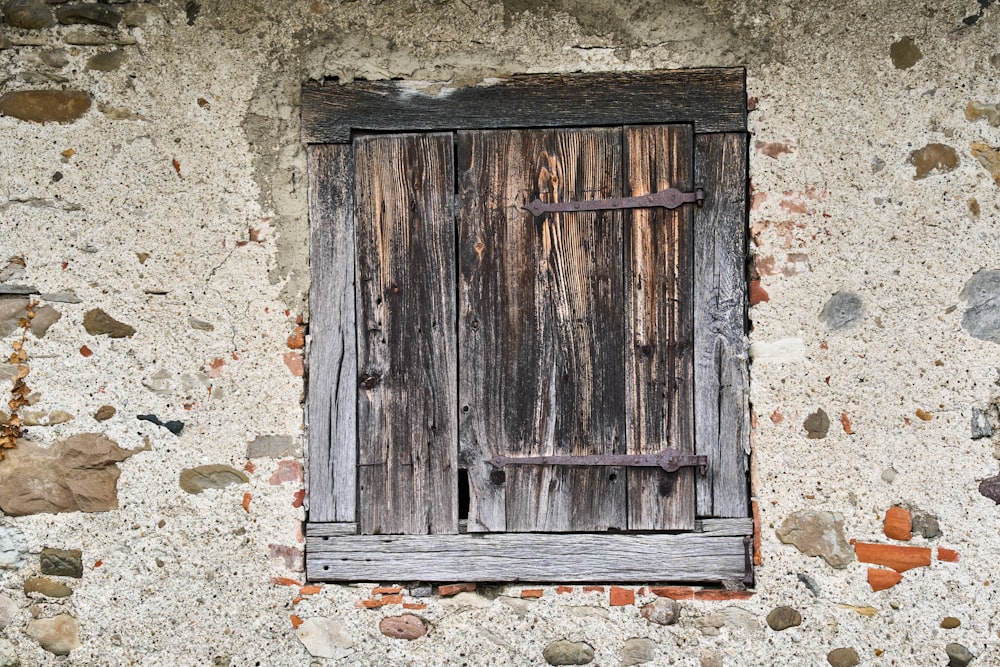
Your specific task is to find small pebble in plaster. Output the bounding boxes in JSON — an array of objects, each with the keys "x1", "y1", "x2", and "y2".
[
  {"x1": 380, "y1": 614, "x2": 427, "y2": 641},
  {"x1": 137, "y1": 414, "x2": 184, "y2": 435},
  {"x1": 641, "y1": 597, "x2": 679, "y2": 625},
  {"x1": 55, "y1": 3, "x2": 121, "y2": 27},
  {"x1": 909, "y1": 143, "x2": 959, "y2": 179},
  {"x1": 803, "y1": 409, "x2": 830, "y2": 439},
  {"x1": 881, "y1": 467, "x2": 898, "y2": 483},
  {"x1": 979, "y1": 474, "x2": 1000, "y2": 504},
  {"x1": 945, "y1": 643, "x2": 974, "y2": 667},
  {"x1": 909, "y1": 506, "x2": 942, "y2": 539},
  {"x1": 971, "y1": 407, "x2": 993, "y2": 438},
  {"x1": 820, "y1": 291, "x2": 864, "y2": 329},
  {"x1": 796, "y1": 572, "x2": 821, "y2": 597},
  {"x1": 3, "y1": 0, "x2": 56, "y2": 29},
  {"x1": 543, "y1": 639, "x2": 594, "y2": 666},
  {"x1": 25, "y1": 613, "x2": 80, "y2": 656},
  {"x1": 966, "y1": 101, "x2": 1000, "y2": 127},
  {"x1": 970, "y1": 141, "x2": 1000, "y2": 185},
  {"x1": 872, "y1": 156, "x2": 886, "y2": 173},
  {"x1": 776, "y1": 510, "x2": 854, "y2": 568},
  {"x1": 40, "y1": 548, "x2": 83, "y2": 578},
  {"x1": 178, "y1": 465, "x2": 248, "y2": 494},
  {"x1": 23, "y1": 577, "x2": 72, "y2": 598},
  {"x1": 93, "y1": 405, "x2": 116, "y2": 422},
  {"x1": 85, "y1": 49, "x2": 127, "y2": 72},
  {"x1": 826, "y1": 647, "x2": 861, "y2": 667},
  {"x1": 620, "y1": 638, "x2": 656, "y2": 666},
  {"x1": 969, "y1": 198, "x2": 981, "y2": 217},
  {"x1": 188, "y1": 316, "x2": 214, "y2": 331},
  {"x1": 960, "y1": 270, "x2": 1000, "y2": 343},
  {"x1": 0, "y1": 90, "x2": 91, "y2": 123},
  {"x1": 915, "y1": 408, "x2": 933, "y2": 421},
  {"x1": 941, "y1": 616, "x2": 961, "y2": 629},
  {"x1": 83, "y1": 308, "x2": 135, "y2": 338},
  {"x1": 765, "y1": 606, "x2": 801, "y2": 631},
  {"x1": 890, "y1": 36, "x2": 922, "y2": 69},
  {"x1": 296, "y1": 617, "x2": 354, "y2": 659}
]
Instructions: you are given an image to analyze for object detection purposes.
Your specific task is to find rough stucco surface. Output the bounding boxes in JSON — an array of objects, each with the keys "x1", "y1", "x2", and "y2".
[{"x1": 1, "y1": 0, "x2": 999, "y2": 665}]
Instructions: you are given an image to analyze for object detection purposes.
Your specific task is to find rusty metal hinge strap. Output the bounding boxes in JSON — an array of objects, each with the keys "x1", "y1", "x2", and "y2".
[
  {"x1": 523, "y1": 186, "x2": 705, "y2": 217},
  {"x1": 488, "y1": 448, "x2": 707, "y2": 475}
]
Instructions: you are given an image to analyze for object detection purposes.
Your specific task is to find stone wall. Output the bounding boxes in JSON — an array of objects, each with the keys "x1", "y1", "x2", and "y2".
[{"x1": 1, "y1": 0, "x2": 999, "y2": 665}]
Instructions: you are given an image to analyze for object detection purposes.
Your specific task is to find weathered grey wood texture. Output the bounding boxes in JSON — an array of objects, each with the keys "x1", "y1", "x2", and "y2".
[
  {"x1": 693, "y1": 133, "x2": 750, "y2": 518},
  {"x1": 623, "y1": 125, "x2": 696, "y2": 530},
  {"x1": 306, "y1": 530, "x2": 748, "y2": 582},
  {"x1": 354, "y1": 133, "x2": 459, "y2": 534},
  {"x1": 308, "y1": 517, "x2": 752, "y2": 538},
  {"x1": 306, "y1": 144, "x2": 357, "y2": 522},
  {"x1": 457, "y1": 128, "x2": 627, "y2": 532},
  {"x1": 302, "y1": 69, "x2": 747, "y2": 143}
]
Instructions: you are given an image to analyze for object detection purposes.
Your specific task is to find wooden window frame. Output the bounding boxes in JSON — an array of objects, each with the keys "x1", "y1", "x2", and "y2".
[{"x1": 302, "y1": 69, "x2": 752, "y2": 584}]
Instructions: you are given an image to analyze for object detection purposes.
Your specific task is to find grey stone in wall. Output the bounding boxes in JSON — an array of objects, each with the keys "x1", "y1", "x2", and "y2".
[
  {"x1": 820, "y1": 291, "x2": 864, "y2": 329},
  {"x1": 0, "y1": 524, "x2": 28, "y2": 569},
  {"x1": 960, "y1": 270, "x2": 1000, "y2": 343}
]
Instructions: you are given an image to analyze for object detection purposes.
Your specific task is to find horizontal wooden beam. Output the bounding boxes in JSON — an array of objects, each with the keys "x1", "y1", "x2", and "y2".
[
  {"x1": 301, "y1": 68, "x2": 747, "y2": 143},
  {"x1": 305, "y1": 525, "x2": 751, "y2": 582}
]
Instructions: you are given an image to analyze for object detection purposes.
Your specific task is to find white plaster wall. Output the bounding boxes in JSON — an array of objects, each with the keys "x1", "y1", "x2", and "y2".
[{"x1": 1, "y1": 0, "x2": 999, "y2": 664}]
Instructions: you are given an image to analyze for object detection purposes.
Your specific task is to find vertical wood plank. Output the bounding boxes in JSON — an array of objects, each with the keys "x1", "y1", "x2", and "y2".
[
  {"x1": 354, "y1": 133, "x2": 458, "y2": 535},
  {"x1": 624, "y1": 125, "x2": 696, "y2": 531},
  {"x1": 694, "y1": 132, "x2": 750, "y2": 518},
  {"x1": 458, "y1": 128, "x2": 627, "y2": 532},
  {"x1": 306, "y1": 144, "x2": 357, "y2": 523}
]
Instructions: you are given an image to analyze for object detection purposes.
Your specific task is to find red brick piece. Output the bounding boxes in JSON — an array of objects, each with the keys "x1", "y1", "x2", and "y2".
[
  {"x1": 609, "y1": 586, "x2": 635, "y2": 606},
  {"x1": 438, "y1": 583, "x2": 475, "y2": 596},
  {"x1": 854, "y1": 542, "x2": 931, "y2": 572},
  {"x1": 883, "y1": 506, "x2": 912, "y2": 541},
  {"x1": 520, "y1": 589, "x2": 543, "y2": 599},
  {"x1": 868, "y1": 567, "x2": 903, "y2": 592},
  {"x1": 937, "y1": 548, "x2": 960, "y2": 563},
  {"x1": 403, "y1": 602, "x2": 427, "y2": 610},
  {"x1": 556, "y1": 586, "x2": 574, "y2": 595},
  {"x1": 373, "y1": 586, "x2": 403, "y2": 595},
  {"x1": 649, "y1": 587, "x2": 695, "y2": 600},
  {"x1": 582, "y1": 586, "x2": 605, "y2": 593},
  {"x1": 749, "y1": 280, "x2": 770, "y2": 305}
]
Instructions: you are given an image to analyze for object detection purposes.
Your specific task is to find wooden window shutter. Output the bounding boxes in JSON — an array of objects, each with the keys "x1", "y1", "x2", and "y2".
[{"x1": 304, "y1": 70, "x2": 752, "y2": 583}]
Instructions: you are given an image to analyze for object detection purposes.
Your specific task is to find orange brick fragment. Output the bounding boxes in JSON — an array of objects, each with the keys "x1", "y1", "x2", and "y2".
[
  {"x1": 883, "y1": 506, "x2": 912, "y2": 541},
  {"x1": 582, "y1": 586, "x2": 605, "y2": 593},
  {"x1": 752, "y1": 500, "x2": 763, "y2": 566},
  {"x1": 290, "y1": 614, "x2": 303, "y2": 629},
  {"x1": 287, "y1": 325, "x2": 306, "y2": 349},
  {"x1": 241, "y1": 492, "x2": 251, "y2": 513},
  {"x1": 556, "y1": 586, "x2": 574, "y2": 595},
  {"x1": 609, "y1": 586, "x2": 635, "y2": 606},
  {"x1": 868, "y1": 568, "x2": 903, "y2": 592},
  {"x1": 649, "y1": 586, "x2": 695, "y2": 600},
  {"x1": 521, "y1": 589, "x2": 543, "y2": 599},
  {"x1": 854, "y1": 542, "x2": 931, "y2": 572},
  {"x1": 438, "y1": 583, "x2": 475, "y2": 596},
  {"x1": 749, "y1": 280, "x2": 770, "y2": 305},
  {"x1": 373, "y1": 586, "x2": 403, "y2": 595},
  {"x1": 403, "y1": 602, "x2": 427, "y2": 610},
  {"x1": 692, "y1": 590, "x2": 755, "y2": 601},
  {"x1": 80, "y1": 345, "x2": 93, "y2": 357},
  {"x1": 299, "y1": 585, "x2": 321, "y2": 595},
  {"x1": 291, "y1": 489, "x2": 305, "y2": 508},
  {"x1": 271, "y1": 577, "x2": 302, "y2": 587},
  {"x1": 841, "y1": 412, "x2": 853, "y2": 435},
  {"x1": 937, "y1": 548, "x2": 960, "y2": 563}
]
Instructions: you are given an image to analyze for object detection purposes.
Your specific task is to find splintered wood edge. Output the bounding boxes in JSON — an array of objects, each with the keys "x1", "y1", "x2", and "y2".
[{"x1": 301, "y1": 68, "x2": 747, "y2": 143}]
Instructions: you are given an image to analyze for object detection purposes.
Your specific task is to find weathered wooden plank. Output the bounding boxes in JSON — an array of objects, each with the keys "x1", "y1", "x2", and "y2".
[
  {"x1": 306, "y1": 532, "x2": 749, "y2": 582},
  {"x1": 302, "y1": 69, "x2": 747, "y2": 143},
  {"x1": 693, "y1": 133, "x2": 750, "y2": 518},
  {"x1": 623, "y1": 125, "x2": 696, "y2": 531},
  {"x1": 354, "y1": 133, "x2": 458, "y2": 535},
  {"x1": 457, "y1": 128, "x2": 626, "y2": 532},
  {"x1": 306, "y1": 144, "x2": 357, "y2": 523},
  {"x1": 304, "y1": 517, "x2": 752, "y2": 538}
]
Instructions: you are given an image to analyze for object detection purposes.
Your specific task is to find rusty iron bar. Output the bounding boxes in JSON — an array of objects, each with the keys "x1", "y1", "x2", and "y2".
[
  {"x1": 488, "y1": 448, "x2": 707, "y2": 475},
  {"x1": 522, "y1": 186, "x2": 705, "y2": 217}
]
